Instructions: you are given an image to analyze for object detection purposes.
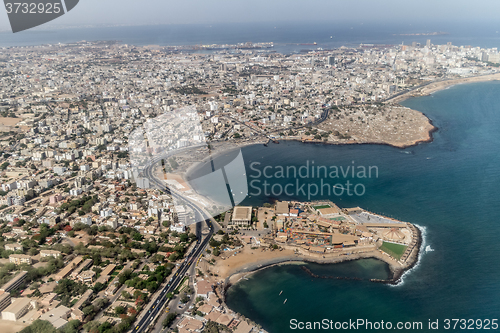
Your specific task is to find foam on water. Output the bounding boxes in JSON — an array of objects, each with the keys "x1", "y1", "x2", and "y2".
[{"x1": 390, "y1": 223, "x2": 428, "y2": 287}]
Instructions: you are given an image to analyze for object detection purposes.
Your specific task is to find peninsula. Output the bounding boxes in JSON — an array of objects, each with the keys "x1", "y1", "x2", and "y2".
[
  {"x1": 200, "y1": 201, "x2": 420, "y2": 286},
  {"x1": 176, "y1": 201, "x2": 422, "y2": 333}
]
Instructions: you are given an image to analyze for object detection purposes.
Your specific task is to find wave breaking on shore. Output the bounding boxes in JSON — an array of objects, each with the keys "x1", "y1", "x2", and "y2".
[{"x1": 389, "y1": 223, "x2": 428, "y2": 287}]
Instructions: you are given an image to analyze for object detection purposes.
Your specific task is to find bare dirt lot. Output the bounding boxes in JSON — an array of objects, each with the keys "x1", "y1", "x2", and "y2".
[
  {"x1": 0, "y1": 118, "x2": 21, "y2": 127},
  {"x1": 0, "y1": 320, "x2": 29, "y2": 333},
  {"x1": 316, "y1": 104, "x2": 435, "y2": 148}
]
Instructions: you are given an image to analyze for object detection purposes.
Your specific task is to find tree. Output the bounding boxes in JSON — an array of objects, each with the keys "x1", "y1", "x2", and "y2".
[
  {"x1": 19, "y1": 319, "x2": 56, "y2": 333},
  {"x1": 82, "y1": 305, "x2": 95, "y2": 316},
  {"x1": 180, "y1": 293, "x2": 189, "y2": 304},
  {"x1": 93, "y1": 282, "x2": 105, "y2": 293},
  {"x1": 61, "y1": 320, "x2": 80, "y2": 333},
  {"x1": 115, "y1": 305, "x2": 126, "y2": 315},
  {"x1": 83, "y1": 320, "x2": 100, "y2": 333},
  {"x1": 120, "y1": 291, "x2": 131, "y2": 300},
  {"x1": 163, "y1": 312, "x2": 177, "y2": 327},
  {"x1": 118, "y1": 269, "x2": 133, "y2": 285},
  {"x1": 93, "y1": 297, "x2": 108, "y2": 309}
]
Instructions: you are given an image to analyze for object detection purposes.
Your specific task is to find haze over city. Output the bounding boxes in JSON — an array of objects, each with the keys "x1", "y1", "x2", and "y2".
[{"x1": 2, "y1": 0, "x2": 500, "y2": 31}]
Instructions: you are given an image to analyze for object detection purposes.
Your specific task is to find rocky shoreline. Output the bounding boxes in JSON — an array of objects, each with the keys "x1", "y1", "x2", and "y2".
[{"x1": 222, "y1": 223, "x2": 423, "y2": 300}]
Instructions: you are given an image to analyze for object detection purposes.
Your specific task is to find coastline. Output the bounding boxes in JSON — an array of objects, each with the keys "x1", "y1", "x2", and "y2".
[
  {"x1": 217, "y1": 223, "x2": 423, "y2": 304},
  {"x1": 192, "y1": 73, "x2": 500, "y2": 153},
  {"x1": 223, "y1": 230, "x2": 421, "y2": 291},
  {"x1": 386, "y1": 72, "x2": 500, "y2": 103}
]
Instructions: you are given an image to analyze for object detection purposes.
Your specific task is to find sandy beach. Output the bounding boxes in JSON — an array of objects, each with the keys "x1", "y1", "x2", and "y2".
[
  {"x1": 387, "y1": 72, "x2": 500, "y2": 103},
  {"x1": 211, "y1": 235, "x2": 420, "y2": 287}
]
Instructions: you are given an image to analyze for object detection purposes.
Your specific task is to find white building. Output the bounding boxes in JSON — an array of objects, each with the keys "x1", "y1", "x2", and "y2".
[
  {"x1": 100, "y1": 208, "x2": 113, "y2": 218},
  {"x1": 170, "y1": 223, "x2": 186, "y2": 233}
]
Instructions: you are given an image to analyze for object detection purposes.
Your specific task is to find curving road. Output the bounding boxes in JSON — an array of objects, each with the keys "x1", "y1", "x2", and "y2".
[{"x1": 132, "y1": 153, "x2": 216, "y2": 332}]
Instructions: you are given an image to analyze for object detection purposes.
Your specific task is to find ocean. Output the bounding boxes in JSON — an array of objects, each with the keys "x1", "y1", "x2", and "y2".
[
  {"x1": 4, "y1": 21, "x2": 500, "y2": 332},
  {"x1": 2, "y1": 21, "x2": 500, "y2": 51},
  {"x1": 225, "y1": 81, "x2": 500, "y2": 332}
]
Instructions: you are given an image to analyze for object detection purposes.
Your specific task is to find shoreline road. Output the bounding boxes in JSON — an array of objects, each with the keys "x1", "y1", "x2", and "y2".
[{"x1": 132, "y1": 154, "x2": 219, "y2": 332}]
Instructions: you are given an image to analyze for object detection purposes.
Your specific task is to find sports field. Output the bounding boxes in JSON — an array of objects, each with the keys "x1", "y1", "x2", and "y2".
[
  {"x1": 313, "y1": 205, "x2": 331, "y2": 210},
  {"x1": 379, "y1": 242, "x2": 407, "y2": 260}
]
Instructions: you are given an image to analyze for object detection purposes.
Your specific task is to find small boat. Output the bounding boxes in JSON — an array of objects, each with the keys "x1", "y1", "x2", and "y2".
[
  {"x1": 283, "y1": 299, "x2": 287, "y2": 304},
  {"x1": 279, "y1": 290, "x2": 283, "y2": 295}
]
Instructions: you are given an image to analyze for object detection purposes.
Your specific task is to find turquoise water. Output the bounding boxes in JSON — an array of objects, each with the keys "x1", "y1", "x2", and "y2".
[{"x1": 225, "y1": 81, "x2": 500, "y2": 332}]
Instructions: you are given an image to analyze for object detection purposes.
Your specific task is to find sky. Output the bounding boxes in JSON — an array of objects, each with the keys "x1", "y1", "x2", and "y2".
[{"x1": 1, "y1": 0, "x2": 500, "y2": 31}]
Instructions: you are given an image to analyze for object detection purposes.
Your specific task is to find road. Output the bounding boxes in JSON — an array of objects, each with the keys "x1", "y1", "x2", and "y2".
[
  {"x1": 219, "y1": 107, "x2": 330, "y2": 137},
  {"x1": 132, "y1": 153, "x2": 217, "y2": 332}
]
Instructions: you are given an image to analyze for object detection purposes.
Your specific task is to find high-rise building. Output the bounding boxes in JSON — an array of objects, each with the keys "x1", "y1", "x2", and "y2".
[
  {"x1": 488, "y1": 53, "x2": 500, "y2": 64},
  {"x1": 327, "y1": 56, "x2": 335, "y2": 66},
  {"x1": 481, "y1": 52, "x2": 489, "y2": 62},
  {"x1": 426, "y1": 39, "x2": 431, "y2": 48}
]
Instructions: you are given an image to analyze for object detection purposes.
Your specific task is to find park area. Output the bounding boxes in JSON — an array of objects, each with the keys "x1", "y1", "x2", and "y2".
[{"x1": 379, "y1": 242, "x2": 407, "y2": 260}]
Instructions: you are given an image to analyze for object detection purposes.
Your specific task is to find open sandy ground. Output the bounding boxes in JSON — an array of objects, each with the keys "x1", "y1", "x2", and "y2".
[
  {"x1": 0, "y1": 118, "x2": 21, "y2": 127},
  {"x1": 0, "y1": 320, "x2": 29, "y2": 333}
]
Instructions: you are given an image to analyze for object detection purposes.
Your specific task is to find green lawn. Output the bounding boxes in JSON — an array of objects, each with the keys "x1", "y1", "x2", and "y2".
[
  {"x1": 379, "y1": 242, "x2": 407, "y2": 260},
  {"x1": 313, "y1": 205, "x2": 331, "y2": 210}
]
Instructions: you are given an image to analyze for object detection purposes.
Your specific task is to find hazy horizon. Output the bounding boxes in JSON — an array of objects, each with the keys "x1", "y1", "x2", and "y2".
[{"x1": 2, "y1": 0, "x2": 500, "y2": 32}]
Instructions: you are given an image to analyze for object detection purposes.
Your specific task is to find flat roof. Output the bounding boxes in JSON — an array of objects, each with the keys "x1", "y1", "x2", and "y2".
[
  {"x1": 56, "y1": 256, "x2": 83, "y2": 278},
  {"x1": 275, "y1": 201, "x2": 289, "y2": 214},
  {"x1": 2, "y1": 297, "x2": 31, "y2": 314},
  {"x1": 40, "y1": 305, "x2": 71, "y2": 323},
  {"x1": 40, "y1": 250, "x2": 61, "y2": 254},
  {"x1": 234, "y1": 320, "x2": 253, "y2": 333},
  {"x1": 0, "y1": 292, "x2": 10, "y2": 302},
  {"x1": 232, "y1": 206, "x2": 252, "y2": 221},
  {"x1": 101, "y1": 264, "x2": 116, "y2": 276},
  {"x1": 72, "y1": 289, "x2": 93, "y2": 310},
  {"x1": 9, "y1": 254, "x2": 31, "y2": 259},
  {"x1": 78, "y1": 270, "x2": 95, "y2": 278},
  {"x1": 1, "y1": 271, "x2": 27, "y2": 292}
]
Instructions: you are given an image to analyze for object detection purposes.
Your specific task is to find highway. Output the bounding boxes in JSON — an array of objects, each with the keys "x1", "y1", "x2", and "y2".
[{"x1": 132, "y1": 152, "x2": 216, "y2": 332}]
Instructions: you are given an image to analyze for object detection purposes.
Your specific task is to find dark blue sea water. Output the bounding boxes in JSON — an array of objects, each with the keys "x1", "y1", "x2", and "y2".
[
  {"x1": 225, "y1": 81, "x2": 500, "y2": 332},
  {"x1": 2, "y1": 21, "x2": 500, "y2": 51}
]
